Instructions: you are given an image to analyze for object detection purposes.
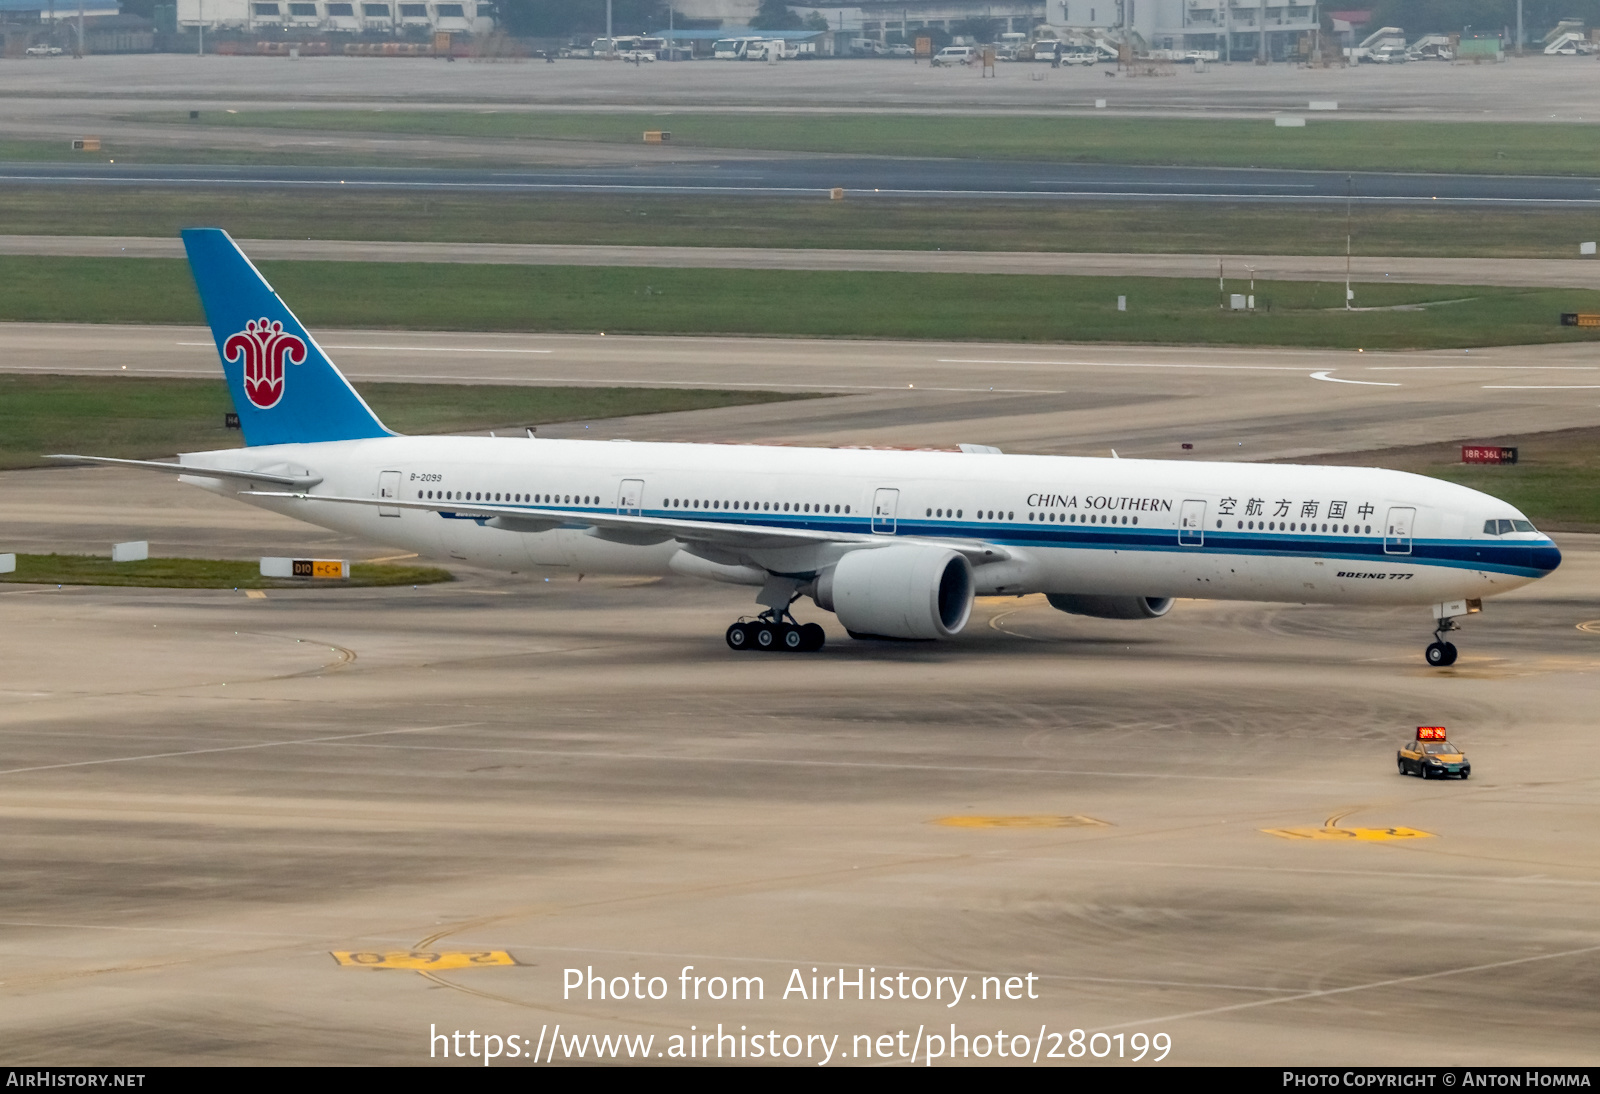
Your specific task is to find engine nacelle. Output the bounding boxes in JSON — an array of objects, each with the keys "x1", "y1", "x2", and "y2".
[
  {"x1": 814, "y1": 545, "x2": 974, "y2": 640},
  {"x1": 1046, "y1": 594, "x2": 1174, "y2": 620}
]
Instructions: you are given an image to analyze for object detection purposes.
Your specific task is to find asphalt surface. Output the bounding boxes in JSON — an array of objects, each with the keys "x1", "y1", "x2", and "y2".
[
  {"x1": 2, "y1": 405, "x2": 1598, "y2": 1065},
  {"x1": 5, "y1": 53, "x2": 1600, "y2": 121},
  {"x1": 7, "y1": 323, "x2": 1600, "y2": 465},
  {"x1": 7, "y1": 236, "x2": 1599, "y2": 288},
  {"x1": 5, "y1": 157, "x2": 1598, "y2": 205}
]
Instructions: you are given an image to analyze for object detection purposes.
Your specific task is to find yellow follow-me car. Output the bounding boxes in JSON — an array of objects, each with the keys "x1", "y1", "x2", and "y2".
[{"x1": 1398, "y1": 726, "x2": 1471, "y2": 780}]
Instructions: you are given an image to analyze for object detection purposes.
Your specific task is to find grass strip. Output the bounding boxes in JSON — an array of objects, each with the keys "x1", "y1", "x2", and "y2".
[
  {"x1": 0, "y1": 553, "x2": 452, "y2": 588},
  {"x1": 1, "y1": 189, "x2": 1597, "y2": 259},
  {"x1": 0, "y1": 375, "x2": 816, "y2": 471},
  {"x1": 137, "y1": 111, "x2": 1600, "y2": 177},
  {"x1": 1287, "y1": 426, "x2": 1600, "y2": 532},
  {"x1": 3, "y1": 255, "x2": 1597, "y2": 351}
]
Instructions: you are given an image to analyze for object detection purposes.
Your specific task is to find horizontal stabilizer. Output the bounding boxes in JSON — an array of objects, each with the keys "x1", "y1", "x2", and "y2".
[{"x1": 48, "y1": 454, "x2": 323, "y2": 488}]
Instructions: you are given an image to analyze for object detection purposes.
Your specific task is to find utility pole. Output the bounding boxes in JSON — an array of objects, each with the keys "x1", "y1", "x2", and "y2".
[
  {"x1": 606, "y1": 0, "x2": 613, "y2": 56},
  {"x1": 1344, "y1": 175, "x2": 1354, "y2": 311},
  {"x1": 1516, "y1": 0, "x2": 1524, "y2": 55},
  {"x1": 198, "y1": 0, "x2": 204, "y2": 55},
  {"x1": 74, "y1": 0, "x2": 84, "y2": 58}
]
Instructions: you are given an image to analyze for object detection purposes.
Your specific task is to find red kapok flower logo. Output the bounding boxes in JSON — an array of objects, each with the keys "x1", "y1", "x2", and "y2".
[{"x1": 223, "y1": 318, "x2": 307, "y2": 410}]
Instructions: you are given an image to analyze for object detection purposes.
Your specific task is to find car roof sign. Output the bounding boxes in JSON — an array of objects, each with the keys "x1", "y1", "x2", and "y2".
[{"x1": 1417, "y1": 726, "x2": 1448, "y2": 741}]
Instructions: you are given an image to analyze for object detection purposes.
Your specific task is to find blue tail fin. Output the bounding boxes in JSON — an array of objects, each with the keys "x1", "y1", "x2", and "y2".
[{"x1": 182, "y1": 228, "x2": 391, "y2": 447}]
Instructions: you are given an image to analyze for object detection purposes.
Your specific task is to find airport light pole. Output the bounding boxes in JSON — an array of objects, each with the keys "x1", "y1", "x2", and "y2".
[
  {"x1": 606, "y1": 0, "x2": 613, "y2": 56},
  {"x1": 74, "y1": 0, "x2": 84, "y2": 58},
  {"x1": 1516, "y1": 0, "x2": 1523, "y2": 55},
  {"x1": 1344, "y1": 175, "x2": 1354, "y2": 311}
]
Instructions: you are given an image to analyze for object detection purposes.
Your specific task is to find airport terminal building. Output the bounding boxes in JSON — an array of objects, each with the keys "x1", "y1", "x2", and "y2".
[
  {"x1": 854, "y1": 0, "x2": 1319, "y2": 58},
  {"x1": 174, "y1": 0, "x2": 493, "y2": 36}
]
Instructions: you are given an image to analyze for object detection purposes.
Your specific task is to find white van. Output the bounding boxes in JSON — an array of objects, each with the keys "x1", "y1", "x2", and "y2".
[{"x1": 931, "y1": 45, "x2": 974, "y2": 66}]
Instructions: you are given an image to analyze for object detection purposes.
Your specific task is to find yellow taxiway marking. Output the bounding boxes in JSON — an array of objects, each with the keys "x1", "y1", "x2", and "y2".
[
  {"x1": 244, "y1": 590, "x2": 266, "y2": 599},
  {"x1": 1577, "y1": 620, "x2": 1600, "y2": 634},
  {"x1": 1262, "y1": 827, "x2": 1434, "y2": 841},
  {"x1": 331, "y1": 950, "x2": 517, "y2": 970},
  {"x1": 933, "y1": 814, "x2": 1110, "y2": 829}
]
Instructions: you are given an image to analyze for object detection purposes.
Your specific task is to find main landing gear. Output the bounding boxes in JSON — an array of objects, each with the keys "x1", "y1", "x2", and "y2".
[
  {"x1": 726, "y1": 597, "x2": 826, "y2": 653},
  {"x1": 726, "y1": 578, "x2": 826, "y2": 652},
  {"x1": 1425, "y1": 617, "x2": 1459, "y2": 667}
]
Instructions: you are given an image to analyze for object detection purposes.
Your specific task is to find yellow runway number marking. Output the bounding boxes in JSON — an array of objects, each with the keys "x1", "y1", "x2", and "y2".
[
  {"x1": 933, "y1": 814, "x2": 1109, "y2": 829},
  {"x1": 1262, "y1": 826, "x2": 1434, "y2": 841},
  {"x1": 244, "y1": 590, "x2": 267, "y2": 599},
  {"x1": 331, "y1": 950, "x2": 517, "y2": 970}
]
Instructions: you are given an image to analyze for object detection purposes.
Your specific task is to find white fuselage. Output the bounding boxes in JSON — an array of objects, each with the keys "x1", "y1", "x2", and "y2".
[{"x1": 179, "y1": 436, "x2": 1560, "y2": 607}]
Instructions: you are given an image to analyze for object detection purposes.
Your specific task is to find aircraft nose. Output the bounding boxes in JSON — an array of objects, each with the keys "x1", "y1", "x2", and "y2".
[{"x1": 1531, "y1": 541, "x2": 1563, "y2": 574}]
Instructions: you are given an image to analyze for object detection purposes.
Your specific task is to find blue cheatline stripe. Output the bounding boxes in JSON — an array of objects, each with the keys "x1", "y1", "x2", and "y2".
[{"x1": 429, "y1": 502, "x2": 1556, "y2": 580}]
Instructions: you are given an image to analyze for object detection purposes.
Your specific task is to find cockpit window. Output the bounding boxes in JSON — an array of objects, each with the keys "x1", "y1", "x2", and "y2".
[{"x1": 1512, "y1": 519, "x2": 1535, "y2": 532}]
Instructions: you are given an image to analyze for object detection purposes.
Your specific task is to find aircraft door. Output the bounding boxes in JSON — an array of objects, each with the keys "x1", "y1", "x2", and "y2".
[
  {"x1": 871, "y1": 488, "x2": 899, "y2": 534},
  {"x1": 617, "y1": 478, "x2": 644, "y2": 516},
  {"x1": 378, "y1": 470, "x2": 401, "y2": 517},
  {"x1": 1179, "y1": 499, "x2": 1206, "y2": 546},
  {"x1": 1384, "y1": 506, "x2": 1415, "y2": 555}
]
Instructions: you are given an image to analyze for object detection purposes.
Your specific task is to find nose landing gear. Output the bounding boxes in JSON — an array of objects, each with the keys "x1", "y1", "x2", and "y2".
[{"x1": 1425, "y1": 618, "x2": 1459, "y2": 667}]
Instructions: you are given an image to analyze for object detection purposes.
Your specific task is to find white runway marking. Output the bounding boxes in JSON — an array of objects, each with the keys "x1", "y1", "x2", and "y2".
[
  {"x1": 0, "y1": 722, "x2": 482, "y2": 778},
  {"x1": 1100, "y1": 941, "x2": 1600, "y2": 1032},
  {"x1": 1481, "y1": 384, "x2": 1600, "y2": 389},
  {"x1": 938, "y1": 357, "x2": 1317, "y2": 371},
  {"x1": 1309, "y1": 370, "x2": 1402, "y2": 386},
  {"x1": 341, "y1": 740, "x2": 1330, "y2": 784}
]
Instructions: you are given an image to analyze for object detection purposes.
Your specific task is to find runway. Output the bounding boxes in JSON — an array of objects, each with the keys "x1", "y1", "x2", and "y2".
[
  {"x1": 6, "y1": 323, "x2": 1600, "y2": 464},
  {"x1": 6, "y1": 236, "x2": 1597, "y2": 289},
  {"x1": 5, "y1": 158, "x2": 1597, "y2": 205}
]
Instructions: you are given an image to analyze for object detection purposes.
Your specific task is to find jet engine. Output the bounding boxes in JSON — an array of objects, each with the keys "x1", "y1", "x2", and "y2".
[
  {"x1": 813, "y1": 545, "x2": 974, "y2": 640},
  {"x1": 1046, "y1": 594, "x2": 1174, "y2": 620}
]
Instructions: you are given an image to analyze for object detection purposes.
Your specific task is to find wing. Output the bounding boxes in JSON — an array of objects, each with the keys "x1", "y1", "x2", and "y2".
[{"x1": 242, "y1": 490, "x2": 1010, "y2": 563}]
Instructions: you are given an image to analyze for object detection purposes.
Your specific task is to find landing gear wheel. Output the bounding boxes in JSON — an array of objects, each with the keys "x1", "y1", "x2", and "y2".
[
  {"x1": 1425, "y1": 641, "x2": 1449, "y2": 667},
  {"x1": 781, "y1": 624, "x2": 804, "y2": 651},
  {"x1": 1441, "y1": 642, "x2": 1458, "y2": 666},
  {"x1": 754, "y1": 623, "x2": 776, "y2": 650},
  {"x1": 800, "y1": 623, "x2": 825, "y2": 652},
  {"x1": 726, "y1": 622, "x2": 752, "y2": 651}
]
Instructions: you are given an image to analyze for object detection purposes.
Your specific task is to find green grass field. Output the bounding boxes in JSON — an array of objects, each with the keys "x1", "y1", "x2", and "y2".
[
  {"x1": 0, "y1": 375, "x2": 813, "y2": 470},
  {"x1": 1, "y1": 189, "x2": 1596, "y2": 259},
  {"x1": 0, "y1": 553, "x2": 453, "y2": 588},
  {"x1": 3, "y1": 255, "x2": 1596, "y2": 351},
  {"x1": 1290, "y1": 426, "x2": 1600, "y2": 532},
  {"x1": 140, "y1": 111, "x2": 1600, "y2": 176}
]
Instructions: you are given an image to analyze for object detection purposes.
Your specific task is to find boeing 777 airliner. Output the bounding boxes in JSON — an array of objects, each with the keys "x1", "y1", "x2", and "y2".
[{"x1": 54, "y1": 230, "x2": 1561, "y2": 665}]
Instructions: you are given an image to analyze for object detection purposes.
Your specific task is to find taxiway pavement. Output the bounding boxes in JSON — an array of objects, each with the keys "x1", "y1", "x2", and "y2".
[{"x1": 5, "y1": 237, "x2": 1597, "y2": 289}]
